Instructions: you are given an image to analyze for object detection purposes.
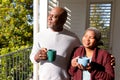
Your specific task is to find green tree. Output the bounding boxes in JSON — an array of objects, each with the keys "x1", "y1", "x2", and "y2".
[{"x1": 0, "y1": 0, "x2": 33, "y2": 55}]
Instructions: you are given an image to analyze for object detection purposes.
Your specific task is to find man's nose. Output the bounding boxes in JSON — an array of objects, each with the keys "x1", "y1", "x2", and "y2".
[{"x1": 48, "y1": 15, "x2": 52, "y2": 20}]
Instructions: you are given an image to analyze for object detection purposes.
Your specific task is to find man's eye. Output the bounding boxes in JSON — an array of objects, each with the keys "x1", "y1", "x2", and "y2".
[
  {"x1": 90, "y1": 37, "x2": 95, "y2": 39},
  {"x1": 53, "y1": 16, "x2": 58, "y2": 18}
]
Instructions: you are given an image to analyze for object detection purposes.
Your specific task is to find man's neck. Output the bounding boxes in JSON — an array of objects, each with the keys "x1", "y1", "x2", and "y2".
[{"x1": 50, "y1": 27, "x2": 63, "y2": 32}]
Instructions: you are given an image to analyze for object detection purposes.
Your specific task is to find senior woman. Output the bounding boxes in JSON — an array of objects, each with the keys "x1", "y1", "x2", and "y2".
[{"x1": 68, "y1": 27, "x2": 114, "y2": 80}]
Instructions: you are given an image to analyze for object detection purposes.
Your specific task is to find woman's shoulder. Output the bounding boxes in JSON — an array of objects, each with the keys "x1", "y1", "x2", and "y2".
[
  {"x1": 74, "y1": 46, "x2": 85, "y2": 53},
  {"x1": 76, "y1": 46, "x2": 84, "y2": 50},
  {"x1": 97, "y1": 48, "x2": 111, "y2": 56}
]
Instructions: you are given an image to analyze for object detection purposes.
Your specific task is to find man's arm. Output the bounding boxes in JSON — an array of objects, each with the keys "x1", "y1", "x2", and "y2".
[{"x1": 110, "y1": 54, "x2": 115, "y2": 68}]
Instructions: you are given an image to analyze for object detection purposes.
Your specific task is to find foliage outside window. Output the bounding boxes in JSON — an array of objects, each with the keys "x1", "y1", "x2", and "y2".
[
  {"x1": 0, "y1": 0, "x2": 33, "y2": 55},
  {"x1": 0, "y1": 0, "x2": 33, "y2": 80}
]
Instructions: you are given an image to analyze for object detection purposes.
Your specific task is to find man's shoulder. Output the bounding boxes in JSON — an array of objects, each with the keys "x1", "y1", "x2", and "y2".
[
  {"x1": 64, "y1": 28, "x2": 74, "y2": 33},
  {"x1": 63, "y1": 29, "x2": 78, "y2": 37},
  {"x1": 36, "y1": 29, "x2": 48, "y2": 35}
]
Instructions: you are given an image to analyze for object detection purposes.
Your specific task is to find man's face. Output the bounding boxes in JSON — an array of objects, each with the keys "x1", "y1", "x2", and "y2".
[{"x1": 47, "y1": 8, "x2": 64, "y2": 31}]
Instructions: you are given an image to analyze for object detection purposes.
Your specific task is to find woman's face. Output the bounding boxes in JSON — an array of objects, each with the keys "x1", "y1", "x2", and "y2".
[{"x1": 82, "y1": 30, "x2": 97, "y2": 49}]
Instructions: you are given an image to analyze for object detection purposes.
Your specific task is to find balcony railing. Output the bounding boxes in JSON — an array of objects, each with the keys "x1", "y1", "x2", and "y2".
[{"x1": 0, "y1": 47, "x2": 33, "y2": 80}]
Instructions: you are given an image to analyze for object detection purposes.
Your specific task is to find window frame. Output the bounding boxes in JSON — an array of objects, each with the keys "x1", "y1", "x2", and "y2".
[{"x1": 86, "y1": 0, "x2": 115, "y2": 52}]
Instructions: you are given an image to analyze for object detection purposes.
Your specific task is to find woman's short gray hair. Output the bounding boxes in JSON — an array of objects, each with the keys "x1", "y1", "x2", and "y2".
[
  {"x1": 86, "y1": 27, "x2": 103, "y2": 46},
  {"x1": 86, "y1": 27, "x2": 101, "y2": 41}
]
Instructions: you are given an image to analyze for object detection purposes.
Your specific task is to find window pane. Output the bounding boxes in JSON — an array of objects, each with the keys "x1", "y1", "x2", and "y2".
[{"x1": 89, "y1": 3, "x2": 112, "y2": 50}]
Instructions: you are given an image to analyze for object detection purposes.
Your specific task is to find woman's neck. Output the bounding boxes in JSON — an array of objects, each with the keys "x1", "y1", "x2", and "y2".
[{"x1": 85, "y1": 48, "x2": 94, "y2": 58}]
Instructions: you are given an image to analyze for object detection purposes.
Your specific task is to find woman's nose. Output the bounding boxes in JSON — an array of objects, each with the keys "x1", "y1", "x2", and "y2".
[{"x1": 85, "y1": 37, "x2": 90, "y2": 41}]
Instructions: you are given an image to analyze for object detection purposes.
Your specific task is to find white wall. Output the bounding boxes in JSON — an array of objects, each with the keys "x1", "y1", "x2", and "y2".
[
  {"x1": 112, "y1": 0, "x2": 120, "y2": 79},
  {"x1": 59, "y1": 0, "x2": 87, "y2": 41}
]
